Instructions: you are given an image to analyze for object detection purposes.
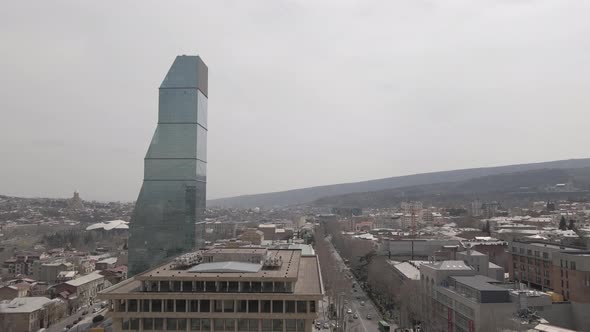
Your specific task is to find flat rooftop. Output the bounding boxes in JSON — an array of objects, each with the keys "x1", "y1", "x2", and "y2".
[
  {"x1": 99, "y1": 250, "x2": 322, "y2": 296},
  {"x1": 451, "y1": 275, "x2": 506, "y2": 292},
  {"x1": 140, "y1": 249, "x2": 300, "y2": 281},
  {"x1": 526, "y1": 242, "x2": 581, "y2": 251}
]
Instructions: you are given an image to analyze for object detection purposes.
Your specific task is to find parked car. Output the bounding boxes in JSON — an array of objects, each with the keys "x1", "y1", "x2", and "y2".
[
  {"x1": 360, "y1": 301, "x2": 365, "y2": 306},
  {"x1": 347, "y1": 308, "x2": 352, "y2": 314},
  {"x1": 93, "y1": 315, "x2": 105, "y2": 323},
  {"x1": 323, "y1": 323, "x2": 330, "y2": 329},
  {"x1": 366, "y1": 314, "x2": 372, "y2": 320},
  {"x1": 353, "y1": 313, "x2": 358, "y2": 319}
]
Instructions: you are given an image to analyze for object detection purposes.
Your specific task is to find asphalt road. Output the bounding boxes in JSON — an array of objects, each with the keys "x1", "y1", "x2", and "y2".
[
  {"x1": 323, "y1": 237, "x2": 398, "y2": 332},
  {"x1": 47, "y1": 302, "x2": 107, "y2": 332}
]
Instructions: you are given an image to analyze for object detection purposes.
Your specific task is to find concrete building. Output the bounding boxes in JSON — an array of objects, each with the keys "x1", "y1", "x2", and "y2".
[
  {"x1": 456, "y1": 250, "x2": 504, "y2": 281},
  {"x1": 238, "y1": 228, "x2": 264, "y2": 245},
  {"x1": 96, "y1": 257, "x2": 118, "y2": 271},
  {"x1": 128, "y1": 55, "x2": 208, "y2": 276},
  {"x1": 258, "y1": 224, "x2": 277, "y2": 241},
  {"x1": 401, "y1": 201, "x2": 423, "y2": 229},
  {"x1": 36, "y1": 261, "x2": 74, "y2": 284},
  {"x1": 0, "y1": 283, "x2": 31, "y2": 300},
  {"x1": 460, "y1": 237, "x2": 508, "y2": 270},
  {"x1": 54, "y1": 271, "x2": 109, "y2": 307},
  {"x1": 509, "y1": 241, "x2": 581, "y2": 290},
  {"x1": 98, "y1": 248, "x2": 323, "y2": 332},
  {"x1": 420, "y1": 261, "x2": 550, "y2": 332},
  {"x1": 0, "y1": 297, "x2": 66, "y2": 332},
  {"x1": 551, "y1": 251, "x2": 590, "y2": 302}
]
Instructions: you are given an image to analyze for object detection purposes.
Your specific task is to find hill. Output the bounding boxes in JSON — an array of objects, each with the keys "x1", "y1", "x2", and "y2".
[
  {"x1": 312, "y1": 167, "x2": 590, "y2": 208},
  {"x1": 207, "y1": 158, "x2": 590, "y2": 208}
]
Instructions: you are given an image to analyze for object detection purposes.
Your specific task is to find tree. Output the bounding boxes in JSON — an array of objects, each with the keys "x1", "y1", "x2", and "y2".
[
  {"x1": 482, "y1": 220, "x2": 491, "y2": 234},
  {"x1": 559, "y1": 216, "x2": 567, "y2": 230},
  {"x1": 568, "y1": 219, "x2": 576, "y2": 230}
]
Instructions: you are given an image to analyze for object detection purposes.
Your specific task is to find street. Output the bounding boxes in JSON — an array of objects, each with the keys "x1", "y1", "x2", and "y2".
[
  {"x1": 318, "y1": 237, "x2": 398, "y2": 332},
  {"x1": 47, "y1": 302, "x2": 109, "y2": 332}
]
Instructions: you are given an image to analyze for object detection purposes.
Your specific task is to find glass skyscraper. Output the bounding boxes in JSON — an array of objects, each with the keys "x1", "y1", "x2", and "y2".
[{"x1": 128, "y1": 55, "x2": 208, "y2": 276}]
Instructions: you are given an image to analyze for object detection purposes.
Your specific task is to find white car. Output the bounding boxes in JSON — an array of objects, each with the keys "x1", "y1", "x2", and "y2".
[
  {"x1": 360, "y1": 301, "x2": 365, "y2": 306},
  {"x1": 347, "y1": 308, "x2": 353, "y2": 314}
]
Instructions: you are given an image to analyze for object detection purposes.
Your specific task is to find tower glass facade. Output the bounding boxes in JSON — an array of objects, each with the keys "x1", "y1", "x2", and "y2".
[{"x1": 128, "y1": 56, "x2": 208, "y2": 276}]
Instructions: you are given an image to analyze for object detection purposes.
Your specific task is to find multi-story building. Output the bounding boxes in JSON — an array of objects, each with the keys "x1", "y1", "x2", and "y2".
[
  {"x1": 0, "y1": 297, "x2": 66, "y2": 332},
  {"x1": 54, "y1": 271, "x2": 109, "y2": 307},
  {"x1": 238, "y1": 228, "x2": 264, "y2": 245},
  {"x1": 508, "y1": 241, "x2": 581, "y2": 290},
  {"x1": 35, "y1": 261, "x2": 74, "y2": 284},
  {"x1": 420, "y1": 261, "x2": 551, "y2": 332},
  {"x1": 98, "y1": 248, "x2": 323, "y2": 332},
  {"x1": 401, "y1": 201, "x2": 423, "y2": 229},
  {"x1": 128, "y1": 55, "x2": 208, "y2": 276},
  {"x1": 551, "y1": 251, "x2": 590, "y2": 302},
  {"x1": 2, "y1": 252, "x2": 43, "y2": 277}
]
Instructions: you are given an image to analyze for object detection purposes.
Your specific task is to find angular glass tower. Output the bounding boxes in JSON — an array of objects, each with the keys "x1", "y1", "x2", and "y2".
[{"x1": 128, "y1": 55, "x2": 208, "y2": 276}]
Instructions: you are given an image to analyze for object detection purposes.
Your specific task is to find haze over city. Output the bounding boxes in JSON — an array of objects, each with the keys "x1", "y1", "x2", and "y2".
[{"x1": 2, "y1": 0, "x2": 590, "y2": 202}]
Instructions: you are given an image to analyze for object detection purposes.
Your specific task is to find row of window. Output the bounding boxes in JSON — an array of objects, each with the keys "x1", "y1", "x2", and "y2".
[
  {"x1": 141, "y1": 281, "x2": 293, "y2": 294},
  {"x1": 116, "y1": 299, "x2": 316, "y2": 314},
  {"x1": 511, "y1": 247, "x2": 549, "y2": 260},
  {"x1": 560, "y1": 260, "x2": 577, "y2": 270},
  {"x1": 122, "y1": 318, "x2": 306, "y2": 332}
]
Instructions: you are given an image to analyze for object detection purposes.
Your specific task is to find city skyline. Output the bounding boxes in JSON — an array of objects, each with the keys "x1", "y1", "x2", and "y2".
[{"x1": 1, "y1": 1, "x2": 590, "y2": 202}]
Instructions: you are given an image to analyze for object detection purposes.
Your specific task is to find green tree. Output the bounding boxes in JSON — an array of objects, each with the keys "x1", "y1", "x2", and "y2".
[{"x1": 559, "y1": 216, "x2": 567, "y2": 230}]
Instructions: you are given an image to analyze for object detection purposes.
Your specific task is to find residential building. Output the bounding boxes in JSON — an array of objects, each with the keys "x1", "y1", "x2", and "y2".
[
  {"x1": 0, "y1": 297, "x2": 66, "y2": 332},
  {"x1": 0, "y1": 283, "x2": 31, "y2": 300},
  {"x1": 509, "y1": 241, "x2": 581, "y2": 290},
  {"x1": 128, "y1": 55, "x2": 208, "y2": 276},
  {"x1": 401, "y1": 201, "x2": 423, "y2": 229},
  {"x1": 54, "y1": 271, "x2": 109, "y2": 306},
  {"x1": 456, "y1": 250, "x2": 504, "y2": 281},
  {"x1": 551, "y1": 251, "x2": 590, "y2": 302},
  {"x1": 36, "y1": 261, "x2": 74, "y2": 284},
  {"x1": 96, "y1": 257, "x2": 118, "y2": 271},
  {"x1": 98, "y1": 248, "x2": 323, "y2": 332},
  {"x1": 238, "y1": 228, "x2": 264, "y2": 245}
]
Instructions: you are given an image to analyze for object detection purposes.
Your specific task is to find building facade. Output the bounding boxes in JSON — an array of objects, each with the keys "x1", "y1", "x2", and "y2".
[
  {"x1": 0, "y1": 297, "x2": 66, "y2": 332},
  {"x1": 128, "y1": 55, "x2": 208, "y2": 276},
  {"x1": 508, "y1": 241, "x2": 580, "y2": 290},
  {"x1": 550, "y1": 251, "x2": 590, "y2": 302},
  {"x1": 99, "y1": 248, "x2": 323, "y2": 332}
]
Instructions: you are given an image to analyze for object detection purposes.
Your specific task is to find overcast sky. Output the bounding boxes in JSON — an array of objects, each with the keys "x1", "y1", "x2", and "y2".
[{"x1": 1, "y1": 1, "x2": 589, "y2": 202}]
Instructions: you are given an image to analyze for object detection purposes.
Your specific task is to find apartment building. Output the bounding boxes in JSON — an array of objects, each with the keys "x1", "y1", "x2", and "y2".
[
  {"x1": 0, "y1": 297, "x2": 66, "y2": 332},
  {"x1": 508, "y1": 241, "x2": 581, "y2": 290},
  {"x1": 54, "y1": 271, "x2": 109, "y2": 307},
  {"x1": 98, "y1": 248, "x2": 323, "y2": 332},
  {"x1": 551, "y1": 251, "x2": 590, "y2": 302}
]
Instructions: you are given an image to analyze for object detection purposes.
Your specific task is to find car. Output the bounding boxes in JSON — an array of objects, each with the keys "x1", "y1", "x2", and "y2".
[
  {"x1": 315, "y1": 321, "x2": 321, "y2": 329},
  {"x1": 323, "y1": 323, "x2": 330, "y2": 329},
  {"x1": 360, "y1": 301, "x2": 365, "y2": 306},
  {"x1": 100, "y1": 301, "x2": 108, "y2": 308},
  {"x1": 82, "y1": 310, "x2": 88, "y2": 315},
  {"x1": 66, "y1": 324, "x2": 72, "y2": 329},
  {"x1": 366, "y1": 314, "x2": 372, "y2": 320},
  {"x1": 353, "y1": 313, "x2": 358, "y2": 319},
  {"x1": 92, "y1": 307, "x2": 98, "y2": 313},
  {"x1": 93, "y1": 315, "x2": 105, "y2": 323},
  {"x1": 353, "y1": 289, "x2": 357, "y2": 292},
  {"x1": 346, "y1": 308, "x2": 352, "y2": 314},
  {"x1": 62, "y1": 328, "x2": 68, "y2": 332}
]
